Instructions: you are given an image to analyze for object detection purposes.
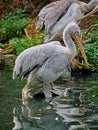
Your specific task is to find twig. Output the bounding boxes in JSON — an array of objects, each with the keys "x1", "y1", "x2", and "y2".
[{"x1": 85, "y1": 24, "x2": 98, "y2": 37}]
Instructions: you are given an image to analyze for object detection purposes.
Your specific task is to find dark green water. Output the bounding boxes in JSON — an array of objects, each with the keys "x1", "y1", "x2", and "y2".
[{"x1": 0, "y1": 69, "x2": 98, "y2": 130}]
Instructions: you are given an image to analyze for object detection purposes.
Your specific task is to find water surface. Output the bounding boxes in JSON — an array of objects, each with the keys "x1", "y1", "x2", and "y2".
[{"x1": 0, "y1": 69, "x2": 98, "y2": 130}]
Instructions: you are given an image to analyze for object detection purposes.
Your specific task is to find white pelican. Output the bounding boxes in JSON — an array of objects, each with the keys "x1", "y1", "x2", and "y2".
[
  {"x1": 13, "y1": 21, "x2": 89, "y2": 100},
  {"x1": 36, "y1": 0, "x2": 98, "y2": 42}
]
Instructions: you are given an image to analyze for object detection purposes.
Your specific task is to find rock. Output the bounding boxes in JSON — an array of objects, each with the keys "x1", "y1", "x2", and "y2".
[{"x1": 2, "y1": 54, "x2": 16, "y2": 67}]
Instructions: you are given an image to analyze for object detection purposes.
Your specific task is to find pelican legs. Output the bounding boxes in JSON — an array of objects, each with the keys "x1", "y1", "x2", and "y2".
[
  {"x1": 50, "y1": 82, "x2": 54, "y2": 91},
  {"x1": 22, "y1": 82, "x2": 55, "y2": 100},
  {"x1": 22, "y1": 79, "x2": 58, "y2": 100},
  {"x1": 22, "y1": 84, "x2": 33, "y2": 100}
]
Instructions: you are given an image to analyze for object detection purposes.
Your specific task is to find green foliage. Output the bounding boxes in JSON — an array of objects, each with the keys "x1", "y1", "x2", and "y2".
[
  {"x1": 9, "y1": 38, "x2": 37, "y2": 55},
  {"x1": 80, "y1": 29, "x2": 98, "y2": 70},
  {"x1": 84, "y1": 42, "x2": 98, "y2": 68},
  {"x1": 9, "y1": 33, "x2": 44, "y2": 55},
  {"x1": 0, "y1": 43, "x2": 4, "y2": 48},
  {"x1": 0, "y1": 9, "x2": 29, "y2": 40},
  {"x1": 3, "y1": 8, "x2": 26, "y2": 19},
  {"x1": 91, "y1": 19, "x2": 98, "y2": 24}
]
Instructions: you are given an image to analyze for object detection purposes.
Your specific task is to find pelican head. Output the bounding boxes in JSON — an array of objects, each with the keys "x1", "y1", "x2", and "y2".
[
  {"x1": 63, "y1": 21, "x2": 89, "y2": 67},
  {"x1": 63, "y1": 21, "x2": 80, "y2": 37}
]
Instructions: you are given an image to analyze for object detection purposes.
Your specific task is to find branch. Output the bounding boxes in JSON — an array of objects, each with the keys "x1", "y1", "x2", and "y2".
[{"x1": 85, "y1": 24, "x2": 98, "y2": 37}]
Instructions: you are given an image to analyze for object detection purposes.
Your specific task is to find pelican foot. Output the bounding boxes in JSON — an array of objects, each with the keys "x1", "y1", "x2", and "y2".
[
  {"x1": 71, "y1": 58, "x2": 90, "y2": 70},
  {"x1": 22, "y1": 88, "x2": 34, "y2": 101},
  {"x1": 50, "y1": 89, "x2": 62, "y2": 97}
]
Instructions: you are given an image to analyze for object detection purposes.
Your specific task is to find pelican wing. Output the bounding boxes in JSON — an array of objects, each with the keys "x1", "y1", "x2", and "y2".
[
  {"x1": 36, "y1": 0, "x2": 73, "y2": 33},
  {"x1": 44, "y1": 2, "x2": 83, "y2": 42},
  {"x1": 13, "y1": 41, "x2": 61, "y2": 79},
  {"x1": 35, "y1": 52, "x2": 71, "y2": 83}
]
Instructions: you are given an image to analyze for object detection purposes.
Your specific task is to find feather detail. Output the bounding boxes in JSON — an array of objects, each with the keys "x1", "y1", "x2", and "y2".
[
  {"x1": 36, "y1": 0, "x2": 73, "y2": 33},
  {"x1": 13, "y1": 42, "x2": 61, "y2": 79}
]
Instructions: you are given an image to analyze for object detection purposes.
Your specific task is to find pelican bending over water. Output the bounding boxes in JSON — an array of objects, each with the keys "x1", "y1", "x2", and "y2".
[
  {"x1": 36, "y1": 0, "x2": 98, "y2": 42},
  {"x1": 13, "y1": 21, "x2": 88, "y2": 100}
]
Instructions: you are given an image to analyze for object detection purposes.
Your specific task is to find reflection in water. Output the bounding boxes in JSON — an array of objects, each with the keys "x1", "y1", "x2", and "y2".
[
  {"x1": 0, "y1": 69, "x2": 98, "y2": 130},
  {"x1": 12, "y1": 83, "x2": 98, "y2": 130},
  {"x1": 12, "y1": 98, "x2": 68, "y2": 130}
]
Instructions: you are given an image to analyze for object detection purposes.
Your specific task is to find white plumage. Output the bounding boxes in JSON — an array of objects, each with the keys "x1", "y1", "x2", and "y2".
[
  {"x1": 36, "y1": 0, "x2": 98, "y2": 42},
  {"x1": 13, "y1": 41, "x2": 61, "y2": 79},
  {"x1": 13, "y1": 21, "x2": 88, "y2": 99}
]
